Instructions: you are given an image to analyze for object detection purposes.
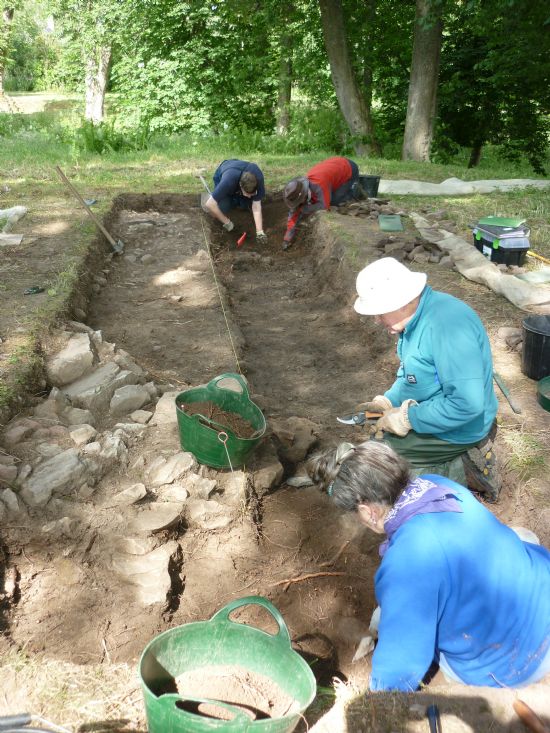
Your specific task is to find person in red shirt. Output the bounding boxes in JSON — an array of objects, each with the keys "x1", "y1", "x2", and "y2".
[{"x1": 282, "y1": 156, "x2": 365, "y2": 249}]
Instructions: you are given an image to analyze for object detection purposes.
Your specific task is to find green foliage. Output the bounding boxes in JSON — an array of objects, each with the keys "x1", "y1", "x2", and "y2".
[
  {"x1": 111, "y1": 1, "x2": 278, "y2": 135},
  {"x1": 74, "y1": 118, "x2": 152, "y2": 154},
  {"x1": 436, "y1": 0, "x2": 550, "y2": 174},
  {"x1": 42, "y1": 38, "x2": 83, "y2": 92},
  {"x1": 1, "y1": 1, "x2": 59, "y2": 91},
  {"x1": 0, "y1": 109, "x2": 66, "y2": 138}
]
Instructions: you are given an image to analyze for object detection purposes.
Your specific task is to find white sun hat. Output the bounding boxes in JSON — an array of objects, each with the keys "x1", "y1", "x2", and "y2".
[{"x1": 354, "y1": 257, "x2": 427, "y2": 315}]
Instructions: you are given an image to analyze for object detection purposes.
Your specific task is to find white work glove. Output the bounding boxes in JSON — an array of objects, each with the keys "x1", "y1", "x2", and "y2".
[
  {"x1": 222, "y1": 220, "x2": 234, "y2": 232},
  {"x1": 256, "y1": 230, "x2": 267, "y2": 244},
  {"x1": 352, "y1": 606, "x2": 381, "y2": 663},
  {"x1": 372, "y1": 399, "x2": 417, "y2": 437},
  {"x1": 354, "y1": 395, "x2": 392, "y2": 415}
]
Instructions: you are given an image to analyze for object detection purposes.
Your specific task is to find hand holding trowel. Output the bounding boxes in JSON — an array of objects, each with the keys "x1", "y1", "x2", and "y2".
[
  {"x1": 337, "y1": 395, "x2": 390, "y2": 427},
  {"x1": 336, "y1": 410, "x2": 383, "y2": 426}
]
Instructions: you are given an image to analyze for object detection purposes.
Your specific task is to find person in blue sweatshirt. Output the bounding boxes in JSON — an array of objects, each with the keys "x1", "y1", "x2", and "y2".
[
  {"x1": 352, "y1": 257, "x2": 499, "y2": 498},
  {"x1": 307, "y1": 440, "x2": 550, "y2": 691},
  {"x1": 202, "y1": 159, "x2": 267, "y2": 244}
]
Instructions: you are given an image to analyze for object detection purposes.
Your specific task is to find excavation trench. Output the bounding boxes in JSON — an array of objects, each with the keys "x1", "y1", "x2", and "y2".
[
  {"x1": 2, "y1": 192, "x2": 550, "y2": 732},
  {"x1": 87, "y1": 193, "x2": 393, "y2": 686},
  {"x1": 1, "y1": 193, "x2": 397, "y2": 695}
]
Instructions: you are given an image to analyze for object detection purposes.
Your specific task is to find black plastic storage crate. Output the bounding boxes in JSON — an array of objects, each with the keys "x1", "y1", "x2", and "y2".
[{"x1": 472, "y1": 219, "x2": 530, "y2": 266}]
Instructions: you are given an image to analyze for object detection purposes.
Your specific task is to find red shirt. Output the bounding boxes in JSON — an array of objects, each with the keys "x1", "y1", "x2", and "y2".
[
  {"x1": 307, "y1": 157, "x2": 352, "y2": 209},
  {"x1": 284, "y1": 157, "x2": 352, "y2": 242}
]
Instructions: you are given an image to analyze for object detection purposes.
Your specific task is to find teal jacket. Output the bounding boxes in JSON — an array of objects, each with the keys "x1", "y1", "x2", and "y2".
[{"x1": 384, "y1": 287, "x2": 497, "y2": 444}]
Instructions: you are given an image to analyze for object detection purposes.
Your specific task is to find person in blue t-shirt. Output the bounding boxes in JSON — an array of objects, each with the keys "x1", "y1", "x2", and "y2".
[
  {"x1": 307, "y1": 440, "x2": 550, "y2": 692},
  {"x1": 202, "y1": 159, "x2": 267, "y2": 244},
  {"x1": 352, "y1": 257, "x2": 500, "y2": 499}
]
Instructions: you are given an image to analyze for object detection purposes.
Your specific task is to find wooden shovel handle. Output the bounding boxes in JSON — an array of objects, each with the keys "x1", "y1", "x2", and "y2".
[
  {"x1": 55, "y1": 165, "x2": 118, "y2": 248},
  {"x1": 513, "y1": 700, "x2": 550, "y2": 733}
]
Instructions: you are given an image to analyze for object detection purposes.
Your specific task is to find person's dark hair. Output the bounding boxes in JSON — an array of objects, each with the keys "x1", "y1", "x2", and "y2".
[
  {"x1": 307, "y1": 441, "x2": 411, "y2": 512},
  {"x1": 240, "y1": 171, "x2": 258, "y2": 194}
]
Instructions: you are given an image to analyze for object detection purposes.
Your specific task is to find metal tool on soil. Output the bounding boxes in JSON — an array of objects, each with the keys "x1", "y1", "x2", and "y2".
[
  {"x1": 426, "y1": 704, "x2": 443, "y2": 733},
  {"x1": 55, "y1": 166, "x2": 124, "y2": 254},
  {"x1": 0, "y1": 712, "x2": 71, "y2": 733},
  {"x1": 493, "y1": 372, "x2": 522, "y2": 414},
  {"x1": 194, "y1": 171, "x2": 211, "y2": 196},
  {"x1": 194, "y1": 170, "x2": 213, "y2": 211}
]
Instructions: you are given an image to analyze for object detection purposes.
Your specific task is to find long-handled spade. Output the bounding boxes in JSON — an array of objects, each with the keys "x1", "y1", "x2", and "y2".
[
  {"x1": 193, "y1": 169, "x2": 212, "y2": 209},
  {"x1": 55, "y1": 166, "x2": 124, "y2": 254}
]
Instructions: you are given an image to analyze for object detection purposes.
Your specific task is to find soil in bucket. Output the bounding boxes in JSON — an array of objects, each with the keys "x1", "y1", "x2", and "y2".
[
  {"x1": 181, "y1": 401, "x2": 257, "y2": 438},
  {"x1": 175, "y1": 664, "x2": 298, "y2": 721}
]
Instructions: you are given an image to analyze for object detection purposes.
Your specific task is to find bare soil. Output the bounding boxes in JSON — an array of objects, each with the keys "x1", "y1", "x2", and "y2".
[
  {"x1": 1, "y1": 191, "x2": 549, "y2": 732},
  {"x1": 179, "y1": 402, "x2": 258, "y2": 438},
  {"x1": 175, "y1": 664, "x2": 297, "y2": 720}
]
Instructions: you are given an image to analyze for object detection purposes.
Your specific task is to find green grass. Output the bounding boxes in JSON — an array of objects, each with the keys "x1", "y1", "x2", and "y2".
[{"x1": 502, "y1": 430, "x2": 548, "y2": 479}]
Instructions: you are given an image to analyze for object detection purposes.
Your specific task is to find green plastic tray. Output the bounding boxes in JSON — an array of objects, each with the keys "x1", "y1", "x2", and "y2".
[{"x1": 378, "y1": 214, "x2": 404, "y2": 232}]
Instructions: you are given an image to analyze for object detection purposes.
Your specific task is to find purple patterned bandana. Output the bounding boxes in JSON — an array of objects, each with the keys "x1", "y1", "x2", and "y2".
[{"x1": 379, "y1": 476, "x2": 463, "y2": 557}]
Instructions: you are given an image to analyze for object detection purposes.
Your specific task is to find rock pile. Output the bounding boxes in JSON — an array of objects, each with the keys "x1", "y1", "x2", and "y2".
[
  {"x1": 372, "y1": 235, "x2": 453, "y2": 267},
  {"x1": 0, "y1": 321, "x2": 317, "y2": 606},
  {"x1": 335, "y1": 198, "x2": 401, "y2": 220}
]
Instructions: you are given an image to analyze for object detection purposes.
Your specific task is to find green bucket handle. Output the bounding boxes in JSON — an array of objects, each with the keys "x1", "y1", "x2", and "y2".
[
  {"x1": 210, "y1": 596, "x2": 292, "y2": 647},
  {"x1": 207, "y1": 372, "x2": 251, "y2": 400},
  {"x1": 159, "y1": 693, "x2": 252, "y2": 728}
]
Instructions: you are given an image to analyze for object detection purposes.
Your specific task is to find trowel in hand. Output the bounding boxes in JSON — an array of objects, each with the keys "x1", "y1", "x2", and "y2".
[{"x1": 336, "y1": 410, "x2": 382, "y2": 426}]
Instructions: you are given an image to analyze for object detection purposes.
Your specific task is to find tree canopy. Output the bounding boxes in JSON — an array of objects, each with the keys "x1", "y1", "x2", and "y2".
[{"x1": 3, "y1": 0, "x2": 549, "y2": 169}]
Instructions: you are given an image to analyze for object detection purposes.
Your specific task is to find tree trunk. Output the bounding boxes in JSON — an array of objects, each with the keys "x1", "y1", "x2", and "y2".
[
  {"x1": 468, "y1": 142, "x2": 483, "y2": 168},
  {"x1": 0, "y1": 7, "x2": 15, "y2": 97},
  {"x1": 402, "y1": 0, "x2": 443, "y2": 161},
  {"x1": 362, "y1": 0, "x2": 376, "y2": 110},
  {"x1": 318, "y1": 0, "x2": 381, "y2": 157},
  {"x1": 276, "y1": 30, "x2": 292, "y2": 134},
  {"x1": 85, "y1": 44, "x2": 112, "y2": 123}
]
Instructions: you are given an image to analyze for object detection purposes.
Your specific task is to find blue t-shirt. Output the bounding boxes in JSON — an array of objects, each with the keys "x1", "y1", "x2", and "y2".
[
  {"x1": 384, "y1": 286, "x2": 498, "y2": 443},
  {"x1": 212, "y1": 159, "x2": 265, "y2": 203},
  {"x1": 370, "y1": 476, "x2": 550, "y2": 691}
]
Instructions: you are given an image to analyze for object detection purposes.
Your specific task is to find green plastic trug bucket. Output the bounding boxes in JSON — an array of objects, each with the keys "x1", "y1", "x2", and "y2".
[
  {"x1": 139, "y1": 596, "x2": 317, "y2": 733},
  {"x1": 175, "y1": 373, "x2": 266, "y2": 469}
]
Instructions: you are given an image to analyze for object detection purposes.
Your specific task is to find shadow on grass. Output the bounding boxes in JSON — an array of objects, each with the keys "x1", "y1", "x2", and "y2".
[{"x1": 343, "y1": 690, "x2": 550, "y2": 733}]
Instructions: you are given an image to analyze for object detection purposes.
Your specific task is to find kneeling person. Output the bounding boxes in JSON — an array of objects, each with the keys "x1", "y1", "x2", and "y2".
[
  {"x1": 282, "y1": 156, "x2": 367, "y2": 249},
  {"x1": 353, "y1": 257, "x2": 499, "y2": 498},
  {"x1": 308, "y1": 441, "x2": 550, "y2": 691},
  {"x1": 203, "y1": 159, "x2": 267, "y2": 244}
]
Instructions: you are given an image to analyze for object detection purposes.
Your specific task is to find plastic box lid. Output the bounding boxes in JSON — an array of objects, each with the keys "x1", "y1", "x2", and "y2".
[
  {"x1": 477, "y1": 216, "x2": 526, "y2": 228},
  {"x1": 474, "y1": 223, "x2": 530, "y2": 237}
]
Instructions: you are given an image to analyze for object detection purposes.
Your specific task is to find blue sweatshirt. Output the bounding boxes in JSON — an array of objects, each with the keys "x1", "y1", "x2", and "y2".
[
  {"x1": 370, "y1": 476, "x2": 550, "y2": 691},
  {"x1": 384, "y1": 286, "x2": 498, "y2": 444},
  {"x1": 212, "y1": 159, "x2": 265, "y2": 203}
]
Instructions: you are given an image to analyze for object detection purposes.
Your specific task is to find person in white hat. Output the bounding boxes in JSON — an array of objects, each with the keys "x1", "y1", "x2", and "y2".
[{"x1": 353, "y1": 257, "x2": 499, "y2": 498}]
